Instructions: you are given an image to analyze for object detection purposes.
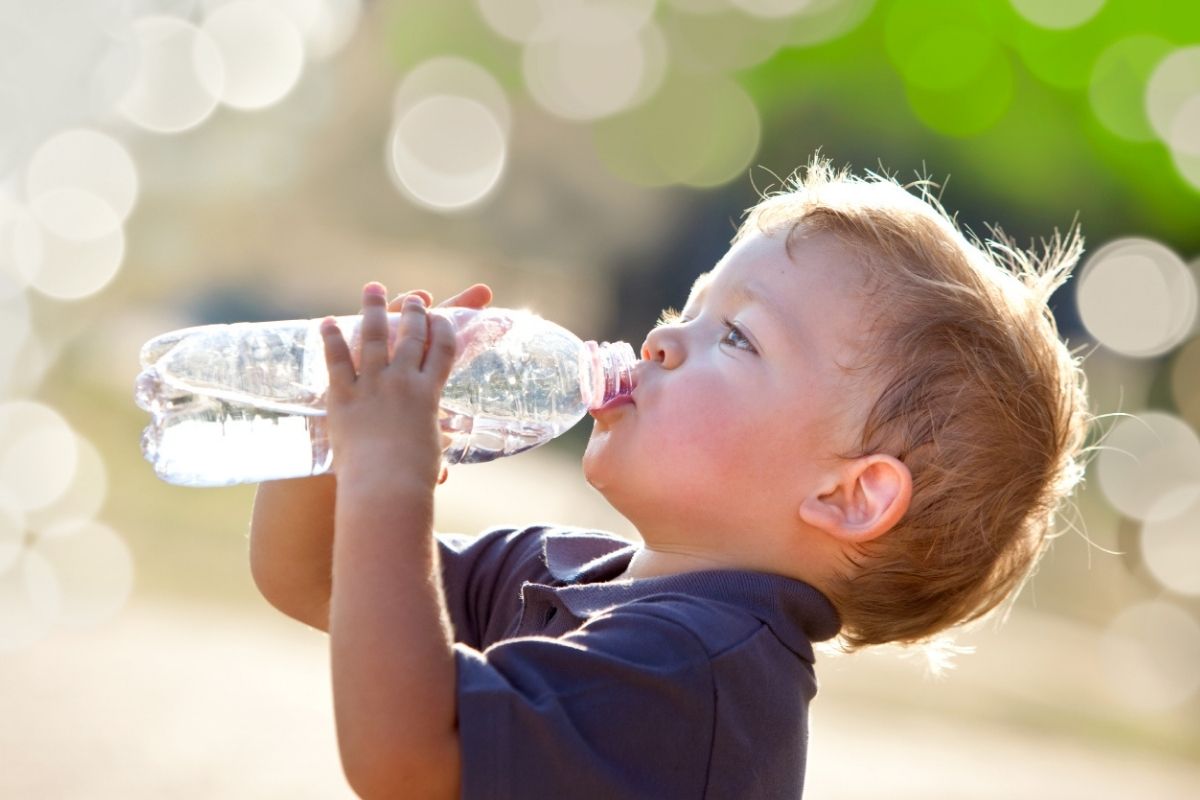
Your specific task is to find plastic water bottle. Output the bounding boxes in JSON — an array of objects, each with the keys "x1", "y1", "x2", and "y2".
[{"x1": 135, "y1": 307, "x2": 637, "y2": 487}]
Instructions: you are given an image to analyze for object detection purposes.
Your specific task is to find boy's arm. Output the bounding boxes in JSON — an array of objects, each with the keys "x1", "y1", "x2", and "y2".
[
  {"x1": 331, "y1": 473, "x2": 460, "y2": 800},
  {"x1": 247, "y1": 285, "x2": 492, "y2": 632},
  {"x1": 249, "y1": 474, "x2": 337, "y2": 630},
  {"x1": 321, "y1": 285, "x2": 462, "y2": 799}
]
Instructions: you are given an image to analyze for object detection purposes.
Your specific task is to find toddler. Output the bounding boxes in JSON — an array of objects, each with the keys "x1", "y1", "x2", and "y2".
[{"x1": 249, "y1": 158, "x2": 1091, "y2": 799}]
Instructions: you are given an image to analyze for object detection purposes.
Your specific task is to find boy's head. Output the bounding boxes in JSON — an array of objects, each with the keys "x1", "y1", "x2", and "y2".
[{"x1": 583, "y1": 157, "x2": 1091, "y2": 652}]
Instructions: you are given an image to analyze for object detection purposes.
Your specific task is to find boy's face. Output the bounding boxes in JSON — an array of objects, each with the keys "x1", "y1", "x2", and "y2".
[{"x1": 583, "y1": 227, "x2": 876, "y2": 558}]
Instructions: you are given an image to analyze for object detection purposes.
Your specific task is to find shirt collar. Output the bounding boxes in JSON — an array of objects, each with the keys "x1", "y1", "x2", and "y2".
[{"x1": 539, "y1": 532, "x2": 842, "y2": 660}]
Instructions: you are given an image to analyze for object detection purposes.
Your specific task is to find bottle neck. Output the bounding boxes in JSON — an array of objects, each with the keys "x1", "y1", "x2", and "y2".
[{"x1": 586, "y1": 340, "x2": 637, "y2": 409}]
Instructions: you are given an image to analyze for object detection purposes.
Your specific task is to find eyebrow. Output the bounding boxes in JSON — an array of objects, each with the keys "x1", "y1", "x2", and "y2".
[{"x1": 685, "y1": 271, "x2": 795, "y2": 341}]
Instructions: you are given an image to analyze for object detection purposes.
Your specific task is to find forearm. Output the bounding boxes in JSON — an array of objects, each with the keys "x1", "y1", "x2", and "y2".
[
  {"x1": 249, "y1": 474, "x2": 338, "y2": 629},
  {"x1": 329, "y1": 476, "x2": 459, "y2": 799}
]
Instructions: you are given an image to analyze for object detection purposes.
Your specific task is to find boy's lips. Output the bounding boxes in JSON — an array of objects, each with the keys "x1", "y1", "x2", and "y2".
[
  {"x1": 589, "y1": 393, "x2": 636, "y2": 418},
  {"x1": 590, "y1": 363, "x2": 644, "y2": 419}
]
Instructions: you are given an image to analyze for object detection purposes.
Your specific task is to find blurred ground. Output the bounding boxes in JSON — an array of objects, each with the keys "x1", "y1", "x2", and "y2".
[{"x1": 4, "y1": 597, "x2": 1200, "y2": 800}]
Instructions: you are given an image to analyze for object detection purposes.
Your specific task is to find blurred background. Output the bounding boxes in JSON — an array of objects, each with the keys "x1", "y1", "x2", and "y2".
[{"x1": 1, "y1": 0, "x2": 1199, "y2": 797}]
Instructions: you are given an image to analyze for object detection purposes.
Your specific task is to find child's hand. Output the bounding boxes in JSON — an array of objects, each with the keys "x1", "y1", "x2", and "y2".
[
  {"x1": 387, "y1": 284, "x2": 493, "y2": 485},
  {"x1": 320, "y1": 282, "x2": 459, "y2": 493}
]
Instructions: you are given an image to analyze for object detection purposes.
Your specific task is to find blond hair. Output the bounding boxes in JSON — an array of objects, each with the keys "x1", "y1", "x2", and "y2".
[{"x1": 736, "y1": 157, "x2": 1093, "y2": 652}]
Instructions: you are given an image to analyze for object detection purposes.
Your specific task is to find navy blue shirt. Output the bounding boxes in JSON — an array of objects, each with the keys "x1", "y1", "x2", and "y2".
[{"x1": 438, "y1": 525, "x2": 841, "y2": 800}]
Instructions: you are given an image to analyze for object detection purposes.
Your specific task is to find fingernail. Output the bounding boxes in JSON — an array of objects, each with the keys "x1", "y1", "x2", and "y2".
[
  {"x1": 403, "y1": 295, "x2": 424, "y2": 309},
  {"x1": 364, "y1": 282, "x2": 386, "y2": 296}
]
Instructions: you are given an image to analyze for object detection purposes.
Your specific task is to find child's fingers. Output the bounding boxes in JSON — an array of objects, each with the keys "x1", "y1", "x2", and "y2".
[
  {"x1": 392, "y1": 294, "x2": 429, "y2": 369},
  {"x1": 320, "y1": 317, "x2": 356, "y2": 387},
  {"x1": 423, "y1": 312, "x2": 458, "y2": 382},
  {"x1": 386, "y1": 289, "x2": 432, "y2": 313},
  {"x1": 436, "y1": 283, "x2": 493, "y2": 311},
  {"x1": 358, "y1": 282, "x2": 390, "y2": 372}
]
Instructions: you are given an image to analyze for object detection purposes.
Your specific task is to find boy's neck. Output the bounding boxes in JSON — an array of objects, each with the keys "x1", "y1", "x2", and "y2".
[
  {"x1": 613, "y1": 545, "x2": 741, "y2": 582},
  {"x1": 613, "y1": 535, "x2": 842, "y2": 594}
]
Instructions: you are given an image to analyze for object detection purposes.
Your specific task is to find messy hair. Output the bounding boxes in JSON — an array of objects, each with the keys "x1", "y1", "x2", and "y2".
[{"x1": 736, "y1": 156, "x2": 1093, "y2": 655}]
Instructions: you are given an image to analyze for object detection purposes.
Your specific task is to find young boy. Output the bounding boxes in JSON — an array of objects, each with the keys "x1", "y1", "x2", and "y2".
[{"x1": 249, "y1": 159, "x2": 1091, "y2": 799}]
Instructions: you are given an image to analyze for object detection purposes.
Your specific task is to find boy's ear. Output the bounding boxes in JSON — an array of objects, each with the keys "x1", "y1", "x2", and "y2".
[{"x1": 798, "y1": 455, "x2": 912, "y2": 545}]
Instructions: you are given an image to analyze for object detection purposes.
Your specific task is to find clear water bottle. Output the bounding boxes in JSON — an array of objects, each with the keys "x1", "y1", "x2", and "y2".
[{"x1": 135, "y1": 307, "x2": 637, "y2": 487}]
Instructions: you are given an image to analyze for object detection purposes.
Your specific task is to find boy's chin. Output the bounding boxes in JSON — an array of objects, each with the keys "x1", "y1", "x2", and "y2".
[{"x1": 582, "y1": 432, "x2": 622, "y2": 492}]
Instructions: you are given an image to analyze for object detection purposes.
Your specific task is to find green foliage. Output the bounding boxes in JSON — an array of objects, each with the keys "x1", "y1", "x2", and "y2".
[{"x1": 742, "y1": 0, "x2": 1200, "y2": 244}]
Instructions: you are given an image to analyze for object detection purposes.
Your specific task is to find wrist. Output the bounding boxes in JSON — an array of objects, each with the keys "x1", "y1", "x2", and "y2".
[{"x1": 334, "y1": 464, "x2": 435, "y2": 501}]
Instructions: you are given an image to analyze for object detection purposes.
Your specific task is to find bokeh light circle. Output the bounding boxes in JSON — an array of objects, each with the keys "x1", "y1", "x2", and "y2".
[
  {"x1": 1140, "y1": 484, "x2": 1200, "y2": 595},
  {"x1": 0, "y1": 2, "x2": 138, "y2": 155},
  {"x1": 561, "y1": 0, "x2": 658, "y2": 44},
  {"x1": 250, "y1": 0, "x2": 361, "y2": 60},
  {"x1": 886, "y1": 1, "x2": 1013, "y2": 136},
  {"x1": 1009, "y1": 0, "x2": 1105, "y2": 30},
  {"x1": 262, "y1": 0, "x2": 321, "y2": 38},
  {"x1": 133, "y1": 0, "x2": 200, "y2": 17},
  {"x1": 1146, "y1": 46, "x2": 1200, "y2": 146},
  {"x1": 202, "y1": 0, "x2": 306, "y2": 110},
  {"x1": 664, "y1": 0, "x2": 729, "y2": 13},
  {"x1": 1171, "y1": 148, "x2": 1200, "y2": 192},
  {"x1": 0, "y1": 550, "x2": 58, "y2": 651},
  {"x1": 1077, "y1": 238, "x2": 1197, "y2": 358},
  {"x1": 90, "y1": 28, "x2": 142, "y2": 116},
  {"x1": 0, "y1": 199, "x2": 35, "y2": 298},
  {"x1": 523, "y1": 26, "x2": 648, "y2": 121},
  {"x1": 731, "y1": 0, "x2": 815, "y2": 19},
  {"x1": 0, "y1": 402, "x2": 80, "y2": 513},
  {"x1": 1167, "y1": 94, "x2": 1200, "y2": 158},
  {"x1": 481, "y1": 0, "x2": 655, "y2": 46},
  {"x1": 664, "y1": 5, "x2": 792, "y2": 74},
  {"x1": 393, "y1": 57, "x2": 512, "y2": 135},
  {"x1": 33, "y1": 519, "x2": 134, "y2": 629},
  {"x1": 0, "y1": 90, "x2": 30, "y2": 182},
  {"x1": 387, "y1": 96, "x2": 507, "y2": 211},
  {"x1": 30, "y1": 188, "x2": 121, "y2": 242},
  {"x1": 303, "y1": 0, "x2": 363, "y2": 60},
  {"x1": 904, "y1": 51, "x2": 1014, "y2": 138},
  {"x1": 627, "y1": 22, "x2": 669, "y2": 110},
  {"x1": 1100, "y1": 600, "x2": 1200, "y2": 711},
  {"x1": 1088, "y1": 35, "x2": 1174, "y2": 143},
  {"x1": 786, "y1": 0, "x2": 876, "y2": 47},
  {"x1": 593, "y1": 74, "x2": 761, "y2": 188},
  {"x1": 11, "y1": 200, "x2": 125, "y2": 301},
  {"x1": 1171, "y1": 333, "x2": 1200, "y2": 430},
  {"x1": 892, "y1": 24, "x2": 999, "y2": 92},
  {"x1": 0, "y1": 293, "x2": 32, "y2": 393},
  {"x1": 476, "y1": 0, "x2": 569, "y2": 44},
  {"x1": 0, "y1": 491, "x2": 24, "y2": 574},
  {"x1": 25, "y1": 129, "x2": 139, "y2": 227},
  {"x1": 26, "y1": 435, "x2": 109, "y2": 534},
  {"x1": 118, "y1": 16, "x2": 225, "y2": 133},
  {"x1": 1095, "y1": 411, "x2": 1200, "y2": 522}
]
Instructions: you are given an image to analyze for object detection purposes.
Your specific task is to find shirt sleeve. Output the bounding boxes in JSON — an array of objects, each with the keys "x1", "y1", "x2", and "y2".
[
  {"x1": 454, "y1": 604, "x2": 716, "y2": 800},
  {"x1": 436, "y1": 526, "x2": 550, "y2": 649}
]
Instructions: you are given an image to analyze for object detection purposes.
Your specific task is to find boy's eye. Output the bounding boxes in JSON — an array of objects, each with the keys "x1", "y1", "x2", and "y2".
[
  {"x1": 654, "y1": 308, "x2": 756, "y2": 354},
  {"x1": 720, "y1": 319, "x2": 756, "y2": 353}
]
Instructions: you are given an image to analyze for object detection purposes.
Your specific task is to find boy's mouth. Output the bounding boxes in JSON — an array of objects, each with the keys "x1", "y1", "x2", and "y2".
[{"x1": 589, "y1": 393, "x2": 636, "y2": 418}]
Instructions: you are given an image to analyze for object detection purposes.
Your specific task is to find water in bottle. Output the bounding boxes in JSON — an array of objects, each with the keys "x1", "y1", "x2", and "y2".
[{"x1": 135, "y1": 307, "x2": 637, "y2": 487}]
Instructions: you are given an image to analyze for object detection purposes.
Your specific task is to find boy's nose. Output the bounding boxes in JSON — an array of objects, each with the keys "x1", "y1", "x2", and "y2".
[{"x1": 641, "y1": 327, "x2": 682, "y2": 369}]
